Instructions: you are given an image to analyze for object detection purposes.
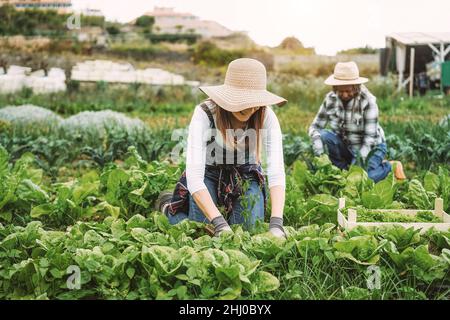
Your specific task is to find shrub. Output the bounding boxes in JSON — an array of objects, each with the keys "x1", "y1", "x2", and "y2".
[
  {"x1": 106, "y1": 26, "x2": 121, "y2": 36},
  {"x1": 191, "y1": 41, "x2": 244, "y2": 67},
  {"x1": 135, "y1": 16, "x2": 155, "y2": 28},
  {"x1": 147, "y1": 33, "x2": 200, "y2": 45}
]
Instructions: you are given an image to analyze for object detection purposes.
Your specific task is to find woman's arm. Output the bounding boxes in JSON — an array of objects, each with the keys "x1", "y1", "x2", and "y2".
[
  {"x1": 269, "y1": 185, "x2": 285, "y2": 218},
  {"x1": 186, "y1": 105, "x2": 221, "y2": 221},
  {"x1": 263, "y1": 108, "x2": 287, "y2": 237},
  {"x1": 191, "y1": 189, "x2": 221, "y2": 221},
  {"x1": 186, "y1": 104, "x2": 230, "y2": 234}
]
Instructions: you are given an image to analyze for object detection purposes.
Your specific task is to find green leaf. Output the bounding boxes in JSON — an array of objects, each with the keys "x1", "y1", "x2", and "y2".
[
  {"x1": 129, "y1": 181, "x2": 150, "y2": 208},
  {"x1": 106, "y1": 169, "x2": 129, "y2": 205},
  {"x1": 0, "y1": 211, "x2": 12, "y2": 223},
  {"x1": 344, "y1": 165, "x2": 373, "y2": 199},
  {"x1": 72, "y1": 182, "x2": 99, "y2": 205},
  {"x1": 254, "y1": 271, "x2": 280, "y2": 293},
  {"x1": 334, "y1": 235, "x2": 384, "y2": 265},
  {"x1": 362, "y1": 173, "x2": 395, "y2": 209},
  {"x1": 126, "y1": 267, "x2": 135, "y2": 279},
  {"x1": 96, "y1": 201, "x2": 120, "y2": 219},
  {"x1": 30, "y1": 204, "x2": 54, "y2": 218},
  {"x1": 404, "y1": 179, "x2": 432, "y2": 209},
  {"x1": 423, "y1": 172, "x2": 439, "y2": 193},
  {"x1": 0, "y1": 145, "x2": 9, "y2": 177},
  {"x1": 388, "y1": 245, "x2": 446, "y2": 282}
]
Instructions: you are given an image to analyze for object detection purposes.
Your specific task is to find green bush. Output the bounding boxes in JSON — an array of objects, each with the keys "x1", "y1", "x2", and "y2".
[
  {"x1": 0, "y1": 5, "x2": 104, "y2": 36},
  {"x1": 148, "y1": 33, "x2": 200, "y2": 45},
  {"x1": 109, "y1": 43, "x2": 164, "y2": 60},
  {"x1": 0, "y1": 5, "x2": 68, "y2": 36},
  {"x1": 191, "y1": 41, "x2": 244, "y2": 67},
  {"x1": 106, "y1": 25, "x2": 121, "y2": 35},
  {"x1": 0, "y1": 84, "x2": 196, "y2": 116},
  {"x1": 135, "y1": 16, "x2": 155, "y2": 28}
]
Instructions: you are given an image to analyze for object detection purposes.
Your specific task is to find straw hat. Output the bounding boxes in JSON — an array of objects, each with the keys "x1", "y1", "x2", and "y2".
[
  {"x1": 199, "y1": 58, "x2": 287, "y2": 112},
  {"x1": 324, "y1": 61, "x2": 369, "y2": 86}
]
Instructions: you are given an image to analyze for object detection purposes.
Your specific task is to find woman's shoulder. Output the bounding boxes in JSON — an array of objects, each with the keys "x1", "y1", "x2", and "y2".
[
  {"x1": 264, "y1": 105, "x2": 276, "y2": 117},
  {"x1": 263, "y1": 106, "x2": 281, "y2": 128},
  {"x1": 191, "y1": 100, "x2": 215, "y2": 124},
  {"x1": 193, "y1": 99, "x2": 217, "y2": 115}
]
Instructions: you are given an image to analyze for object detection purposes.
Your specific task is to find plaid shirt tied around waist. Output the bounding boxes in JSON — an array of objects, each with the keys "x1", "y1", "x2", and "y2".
[
  {"x1": 167, "y1": 102, "x2": 267, "y2": 219},
  {"x1": 167, "y1": 164, "x2": 266, "y2": 219}
]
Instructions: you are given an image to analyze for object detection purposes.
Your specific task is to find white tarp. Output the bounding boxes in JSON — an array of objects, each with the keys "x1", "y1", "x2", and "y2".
[
  {"x1": 7, "y1": 65, "x2": 32, "y2": 76},
  {"x1": 71, "y1": 60, "x2": 191, "y2": 86},
  {"x1": 0, "y1": 75, "x2": 26, "y2": 94},
  {"x1": 0, "y1": 67, "x2": 66, "y2": 94}
]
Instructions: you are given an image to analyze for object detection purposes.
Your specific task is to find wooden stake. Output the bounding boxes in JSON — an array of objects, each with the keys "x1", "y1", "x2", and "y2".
[
  {"x1": 348, "y1": 209, "x2": 357, "y2": 223},
  {"x1": 409, "y1": 48, "x2": 415, "y2": 98},
  {"x1": 435, "y1": 198, "x2": 444, "y2": 217},
  {"x1": 339, "y1": 198, "x2": 346, "y2": 210}
]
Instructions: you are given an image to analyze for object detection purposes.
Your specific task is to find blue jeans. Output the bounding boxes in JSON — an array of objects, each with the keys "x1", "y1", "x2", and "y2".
[
  {"x1": 167, "y1": 175, "x2": 265, "y2": 230},
  {"x1": 320, "y1": 129, "x2": 392, "y2": 183}
]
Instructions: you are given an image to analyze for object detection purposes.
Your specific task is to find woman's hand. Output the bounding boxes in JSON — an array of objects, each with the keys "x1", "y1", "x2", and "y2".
[
  {"x1": 192, "y1": 189, "x2": 232, "y2": 237},
  {"x1": 211, "y1": 216, "x2": 233, "y2": 237},
  {"x1": 269, "y1": 186, "x2": 287, "y2": 239},
  {"x1": 269, "y1": 217, "x2": 286, "y2": 239}
]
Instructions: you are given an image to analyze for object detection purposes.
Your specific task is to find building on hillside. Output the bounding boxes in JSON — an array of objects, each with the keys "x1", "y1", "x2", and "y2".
[
  {"x1": 0, "y1": 0, "x2": 72, "y2": 13},
  {"x1": 131, "y1": 7, "x2": 234, "y2": 38},
  {"x1": 79, "y1": 8, "x2": 103, "y2": 17}
]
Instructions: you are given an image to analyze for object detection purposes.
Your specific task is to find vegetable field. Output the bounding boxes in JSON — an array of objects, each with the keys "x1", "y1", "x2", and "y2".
[{"x1": 0, "y1": 84, "x2": 449, "y2": 300}]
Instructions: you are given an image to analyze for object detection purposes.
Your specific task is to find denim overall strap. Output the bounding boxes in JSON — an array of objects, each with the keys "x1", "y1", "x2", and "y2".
[
  {"x1": 200, "y1": 102, "x2": 251, "y2": 165},
  {"x1": 200, "y1": 102, "x2": 228, "y2": 165}
]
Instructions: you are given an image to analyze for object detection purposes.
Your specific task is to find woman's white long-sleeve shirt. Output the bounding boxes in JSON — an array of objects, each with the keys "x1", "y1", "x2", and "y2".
[{"x1": 186, "y1": 100, "x2": 286, "y2": 194}]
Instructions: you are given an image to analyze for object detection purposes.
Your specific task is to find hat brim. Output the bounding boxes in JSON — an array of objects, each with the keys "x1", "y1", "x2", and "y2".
[
  {"x1": 199, "y1": 84, "x2": 287, "y2": 112},
  {"x1": 324, "y1": 75, "x2": 369, "y2": 86}
]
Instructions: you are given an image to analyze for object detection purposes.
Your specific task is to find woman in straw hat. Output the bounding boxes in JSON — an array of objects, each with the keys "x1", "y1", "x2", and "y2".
[
  {"x1": 157, "y1": 58, "x2": 288, "y2": 238},
  {"x1": 309, "y1": 61, "x2": 405, "y2": 182}
]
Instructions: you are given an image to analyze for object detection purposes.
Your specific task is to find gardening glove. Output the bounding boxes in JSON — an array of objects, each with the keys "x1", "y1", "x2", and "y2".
[
  {"x1": 211, "y1": 216, "x2": 232, "y2": 237},
  {"x1": 269, "y1": 217, "x2": 287, "y2": 239}
]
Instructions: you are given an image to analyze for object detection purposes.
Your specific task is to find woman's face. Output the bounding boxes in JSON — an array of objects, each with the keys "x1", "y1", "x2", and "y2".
[{"x1": 232, "y1": 107, "x2": 261, "y2": 122}]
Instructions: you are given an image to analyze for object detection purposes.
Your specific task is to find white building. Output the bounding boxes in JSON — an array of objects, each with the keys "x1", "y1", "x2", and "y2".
[
  {"x1": 0, "y1": 65, "x2": 66, "y2": 94},
  {"x1": 132, "y1": 7, "x2": 234, "y2": 38},
  {"x1": 79, "y1": 7, "x2": 104, "y2": 17}
]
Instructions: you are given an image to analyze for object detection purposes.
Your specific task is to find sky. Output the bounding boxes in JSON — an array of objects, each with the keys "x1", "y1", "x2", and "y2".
[{"x1": 72, "y1": 0, "x2": 450, "y2": 55}]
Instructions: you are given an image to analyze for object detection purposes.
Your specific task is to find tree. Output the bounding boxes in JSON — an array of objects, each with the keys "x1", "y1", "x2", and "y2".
[
  {"x1": 0, "y1": 56, "x2": 8, "y2": 74},
  {"x1": 338, "y1": 45, "x2": 379, "y2": 55},
  {"x1": 106, "y1": 25, "x2": 121, "y2": 36},
  {"x1": 278, "y1": 37, "x2": 305, "y2": 51},
  {"x1": 135, "y1": 15, "x2": 155, "y2": 29},
  {"x1": 175, "y1": 25, "x2": 183, "y2": 33},
  {"x1": 277, "y1": 36, "x2": 316, "y2": 55}
]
